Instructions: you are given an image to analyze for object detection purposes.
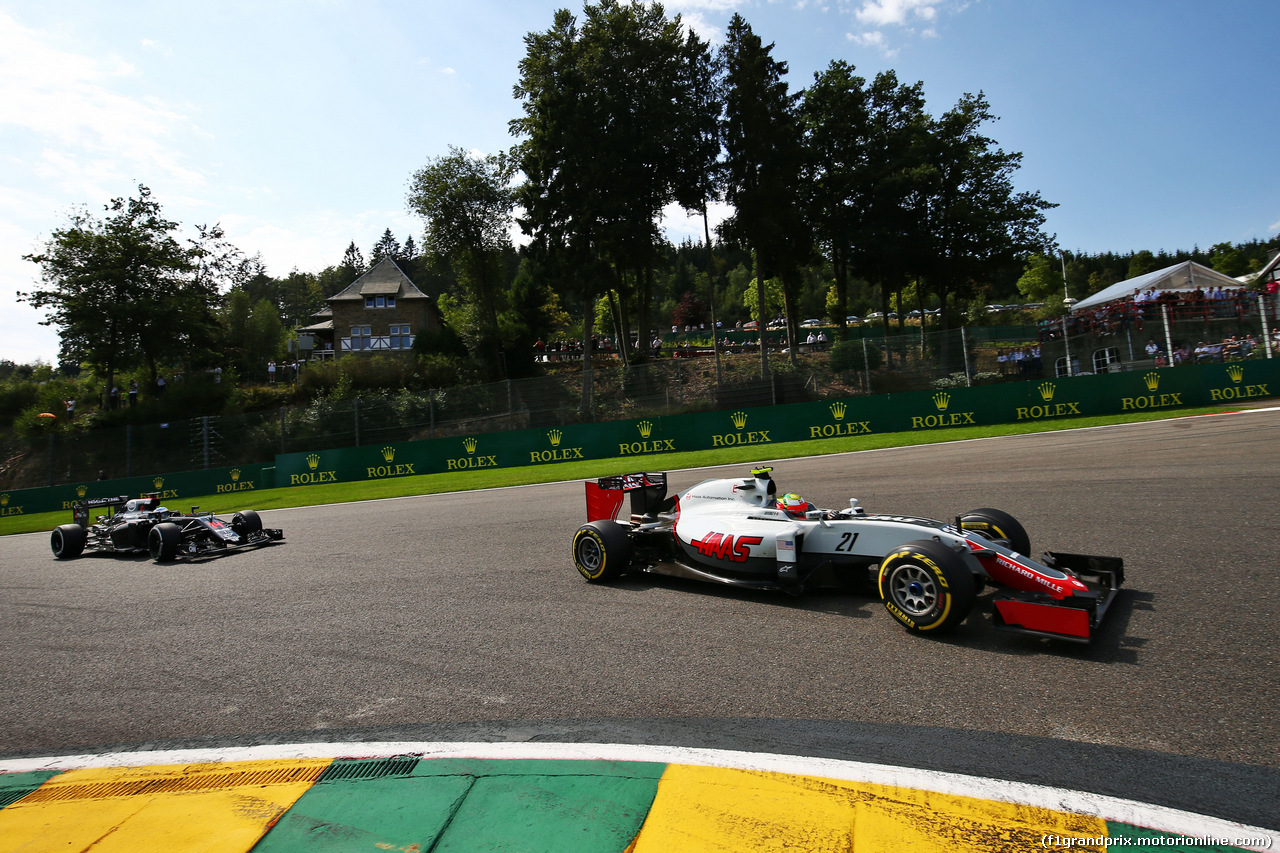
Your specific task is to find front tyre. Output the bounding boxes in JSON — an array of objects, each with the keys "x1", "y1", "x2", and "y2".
[
  {"x1": 959, "y1": 508, "x2": 1030, "y2": 555},
  {"x1": 232, "y1": 510, "x2": 262, "y2": 537},
  {"x1": 878, "y1": 540, "x2": 976, "y2": 634},
  {"x1": 148, "y1": 522, "x2": 182, "y2": 562},
  {"x1": 51, "y1": 524, "x2": 87, "y2": 559},
  {"x1": 572, "y1": 521, "x2": 632, "y2": 583}
]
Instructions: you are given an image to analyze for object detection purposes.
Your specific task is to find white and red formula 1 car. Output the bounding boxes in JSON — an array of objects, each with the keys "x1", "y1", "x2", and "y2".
[{"x1": 571, "y1": 467, "x2": 1124, "y2": 643}]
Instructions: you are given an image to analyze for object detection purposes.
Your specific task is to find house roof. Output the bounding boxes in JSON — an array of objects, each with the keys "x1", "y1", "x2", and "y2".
[{"x1": 328, "y1": 258, "x2": 432, "y2": 302}]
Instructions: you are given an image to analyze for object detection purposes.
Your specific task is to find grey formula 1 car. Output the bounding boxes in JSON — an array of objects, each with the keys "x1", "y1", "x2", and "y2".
[
  {"x1": 51, "y1": 494, "x2": 283, "y2": 563},
  {"x1": 572, "y1": 467, "x2": 1124, "y2": 643}
]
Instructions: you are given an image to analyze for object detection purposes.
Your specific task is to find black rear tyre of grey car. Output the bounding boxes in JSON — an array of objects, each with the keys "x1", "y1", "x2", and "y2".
[
  {"x1": 572, "y1": 521, "x2": 632, "y2": 582},
  {"x1": 51, "y1": 524, "x2": 87, "y2": 559}
]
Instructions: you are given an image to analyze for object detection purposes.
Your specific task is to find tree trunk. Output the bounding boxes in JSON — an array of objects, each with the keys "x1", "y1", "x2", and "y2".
[
  {"x1": 754, "y1": 250, "x2": 770, "y2": 379},
  {"x1": 702, "y1": 206, "x2": 723, "y2": 388},
  {"x1": 579, "y1": 299, "x2": 594, "y2": 418}
]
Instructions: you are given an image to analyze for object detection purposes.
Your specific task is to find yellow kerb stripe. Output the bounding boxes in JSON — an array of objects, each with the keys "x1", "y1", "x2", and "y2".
[
  {"x1": 631, "y1": 764, "x2": 1111, "y2": 853},
  {"x1": 0, "y1": 758, "x2": 331, "y2": 853}
]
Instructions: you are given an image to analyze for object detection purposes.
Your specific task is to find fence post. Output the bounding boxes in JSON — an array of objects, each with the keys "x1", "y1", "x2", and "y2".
[
  {"x1": 1062, "y1": 318, "x2": 1074, "y2": 376},
  {"x1": 126, "y1": 424, "x2": 132, "y2": 478},
  {"x1": 862, "y1": 338, "x2": 871, "y2": 392},
  {"x1": 1161, "y1": 304, "x2": 1175, "y2": 367},
  {"x1": 280, "y1": 407, "x2": 286, "y2": 454},
  {"x1": 48, "y1": 431, "x2": 54, "y2": 487},
  {"x1": 429, "y1": 390, "x2": 435, "y2": 436},
  {"x1": 202, "y1": 416, "x2": 211, "y2": 469},
  {"x1": 1259, "y1": 293, "x2": 1273, "y2": 359},
  {"x1": 354, "y1": 398, "x2": 361, "y2": 447},
  {"x1": 961, "y1": 326, "x2": 972, "y2": 387}
]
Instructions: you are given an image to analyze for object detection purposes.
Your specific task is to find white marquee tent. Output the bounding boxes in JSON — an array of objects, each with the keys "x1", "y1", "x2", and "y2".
[{"x1": 1071, "y1": 261, "x2": 1245, "y2": 313}]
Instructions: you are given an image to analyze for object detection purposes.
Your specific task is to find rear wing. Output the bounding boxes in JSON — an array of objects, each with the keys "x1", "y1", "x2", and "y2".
[
  {"x1": 70, "y1": 493, "x2": 163, "y2": 527},
  {"x1": 585, "y1": 473, "x2": 668, "y2": 522},
  {"x1": 71, "y1": 495, "x2": 130, "y2": 528}
]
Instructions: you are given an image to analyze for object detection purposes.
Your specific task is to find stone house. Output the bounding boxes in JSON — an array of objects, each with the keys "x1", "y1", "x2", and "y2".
[{"x1": 300, "y1": 258, "x2": 441, "y2": 357}]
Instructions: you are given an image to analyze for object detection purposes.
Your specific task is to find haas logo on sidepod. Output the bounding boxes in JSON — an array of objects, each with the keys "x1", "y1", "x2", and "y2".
[{"x1": 691, "y1": 532, "x2": 763, "y2": 562}]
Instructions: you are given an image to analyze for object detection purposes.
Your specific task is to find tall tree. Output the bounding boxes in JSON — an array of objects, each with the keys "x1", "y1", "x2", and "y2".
[
  {"x1": 912, "y1": 92, "x2": 1054, "y2": 341},
  {"x1": 340, "y1": 242, "x2": 366, "y2": 283},
  {"x1": 719, "y1": 13, "x2": 807, "y2": 373},
  {"x1": 370, "y1": 228, "x2": 403, "y2": 265},
  {"x1": 802, "y1": 60, "x2": 871, "y2": 336},
  {"x1": 511, "y1": 0, "x2": 715, "y2": 369},
  {"x1": 407, "y1": 145, "x2": 516, "y2": 379},
  {"x1": 20, "y1": 185, "x2": 212, "y2": 391}
]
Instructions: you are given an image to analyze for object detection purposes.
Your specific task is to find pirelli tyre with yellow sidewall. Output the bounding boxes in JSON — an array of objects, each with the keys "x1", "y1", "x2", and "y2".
[
  {"x1": 573, "y1": 520, "x2": 633, "y2": 582},
  {"x1": 878, "y1": 539, "x2": 977, "y2": 633}
]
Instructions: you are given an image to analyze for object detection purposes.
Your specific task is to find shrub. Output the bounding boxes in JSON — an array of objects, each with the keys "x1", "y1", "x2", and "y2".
[{"x1": 829, "y1": 339, "x2": 883, "y2": 373}]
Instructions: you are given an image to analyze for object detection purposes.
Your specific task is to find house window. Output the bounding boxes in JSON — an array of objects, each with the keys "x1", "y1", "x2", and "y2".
[
  {"x1": 389, "y1": 324, "x2": 413, "y2": 350},
  {"x1": 352, "y1": 325, "x2": 372, "y2": 350},
  {"x1": 1092, "y1": 347, "x2": 1121, "y2": 373},
  {"x1": 364, "y1": 295, "x2": 397, "y2": 308}
]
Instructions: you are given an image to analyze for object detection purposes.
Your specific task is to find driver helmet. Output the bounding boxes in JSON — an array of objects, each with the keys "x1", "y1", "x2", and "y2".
[{"x1": 777, "y1": 493, "x2": 810, "y2": 516}]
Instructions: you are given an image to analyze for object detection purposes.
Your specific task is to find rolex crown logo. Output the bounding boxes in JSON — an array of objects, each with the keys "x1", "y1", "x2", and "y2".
[
  {"x1": 731, "y1": 411, "x2": 748, "y2": 429},
  {"x1": 1227, "y1": 364, "x2": 1244, "y2": 383},
  {"x1": 153, "y1": 477, "x2": 165, "y2": 489},
  {"x1": 933, "y1": 392, "x2": 951, "y2": 411},
  {"x1": 548, "y1": 429, "x2": 562, "y2": 447},
  {"x1": 382, "y1": 446, "x2": 396, "y2": 462},
  {"x1": 1038, "y1": 382, "x2": 1056, "y2": 402},
  {"x1": 1143, "y1": 372, "x2": 1160, "y2": 392},
  {"x1": 463, "y1": 437, "x2": 478, "y2": 454},
  {"x1": 306, "y1": 453, "x2": 321, "y2": 470},
  {"x1": 637, "y1": 420, "x2": 653, "y2": 438},
  {"x1": 76, "y1": 485, "x2": 88, "y2": 497},
  {"x1": 830, "y1": 401, "x2": 847, "y2": 421},
  {"x1": 0, "y1": 494, "x2": 8, "y2": 507},
  {"x1": 230, "y1": 468, "x2": 241, "y2": 481}
]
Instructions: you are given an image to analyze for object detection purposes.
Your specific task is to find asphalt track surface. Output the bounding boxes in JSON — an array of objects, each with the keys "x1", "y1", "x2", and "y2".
[{"x1": 1, "y1": 410, "x2": 1277, "y2": 831}]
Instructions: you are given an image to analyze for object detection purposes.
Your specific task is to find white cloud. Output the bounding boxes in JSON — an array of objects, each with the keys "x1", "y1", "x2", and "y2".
[
  {"x1": 845, "y1": 0, "x2": 956, "y2": 55},
  {"x1": 0, "y1": 12, "x2": 203, "y2": 188},
  {"x1": 853, "y1": 0, "x2": 943, "y2": 27},
  {"x1": 660, "y1": 199, "x2": 732, "y2": 244},
  {"x1": 846, "y1": 30, "x2": 899, "y2": 58}
]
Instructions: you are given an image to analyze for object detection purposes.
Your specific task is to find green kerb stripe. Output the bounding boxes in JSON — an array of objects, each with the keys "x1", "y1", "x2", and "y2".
[{"x1": 251, "y1": 757, "x2": 666, "y2": 853}]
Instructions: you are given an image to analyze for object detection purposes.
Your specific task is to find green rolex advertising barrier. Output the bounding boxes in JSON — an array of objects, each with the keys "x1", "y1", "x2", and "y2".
[
  {"x1": 4, "y1": 360, "x2": 1274, "y2": 523},
  {"x1": 0, "y1": 462, "x2": 277, "y2": 520}
]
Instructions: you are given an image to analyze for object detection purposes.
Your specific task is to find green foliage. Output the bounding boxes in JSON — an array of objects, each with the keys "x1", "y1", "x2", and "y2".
[
  {"x1": 407, "y1": 146, "x2": 514, "y2": 378},
  {"x1": 412, "y1": 316, "x2": 465, "y2": 358},
  {"x1": 1208, "y1": 242, "x2": 1251, "y2": 278},
  {"x1": 20, "y1": 185, "x2": 217, "y2": 385},
  {"x1": 829, "y1": 338, "x2": 882, "y2": 373},
  {"x1": 741, "y1": 275, "x2": 785, "y2": 321},
  {"x1": 1127, "y1": 250, "x2": 1158, "y2": 279}
]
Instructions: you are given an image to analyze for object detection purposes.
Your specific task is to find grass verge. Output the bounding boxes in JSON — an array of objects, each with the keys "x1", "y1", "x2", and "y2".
[{"x1": 2, "y1": 403, "x2": 1267, "y2": 538}]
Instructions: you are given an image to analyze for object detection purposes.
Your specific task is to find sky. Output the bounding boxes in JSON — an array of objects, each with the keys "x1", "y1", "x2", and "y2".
[{"x1": 3, "y1": 0, "x2": 1277, "y2": 365}]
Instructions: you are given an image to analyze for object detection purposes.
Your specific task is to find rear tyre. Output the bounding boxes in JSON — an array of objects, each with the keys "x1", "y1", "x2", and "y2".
[
  {"x1": 51, "y1": 524, "x2": 87, "y2": 559},
  {"x1": 960, "y1": 507, "x2": 1031, "y2": 555},
  {"x1": 878, "y1": 539, "x2": 976, "y2": 634},
  {"x1": 148, "y1": 522, "x2": 181, "y2": 562},
  {"x1": 572, "y1": 521, "x2": 632, "y2": 582},
  {"x1": 232, "y1": 510, "x2": 262, "y2": 537}
]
